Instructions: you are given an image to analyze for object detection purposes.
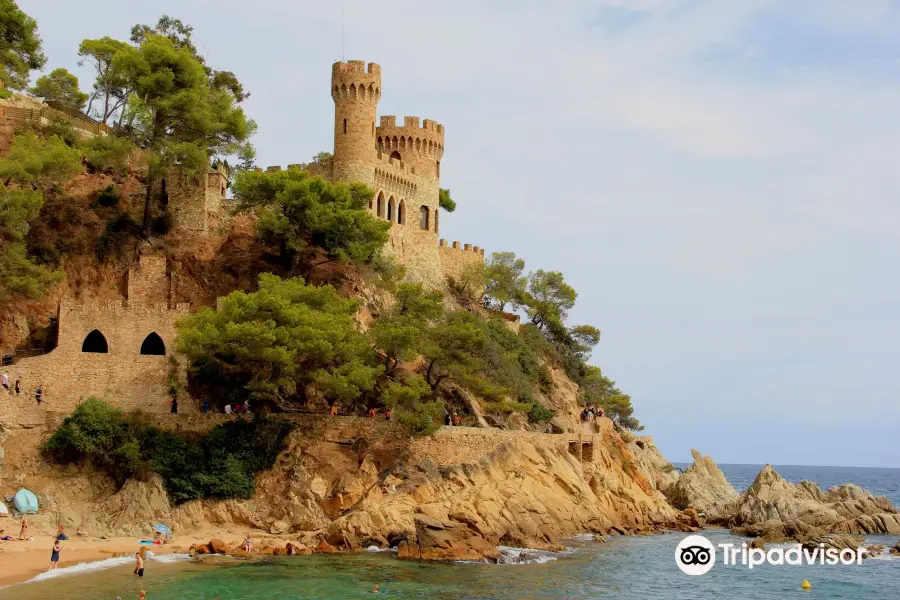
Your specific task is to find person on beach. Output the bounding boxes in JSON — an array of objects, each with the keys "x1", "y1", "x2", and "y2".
[
  {"x1": 19, "y1": 516, "x2": 27, "y2": 540},
  {"x1": 134, "y1": 550, "x2": 144, "y2": 577},
  {"x1": 243, "y1": 400, "x2": 250, "y2": 413},
  {"x1": 56, "y1": 524, "x2": 68, "y2": 540},
  {"x1": 14, "y1": 378, "x2": 21, "y2": 395},
  {"x1": 0, "y1": 529, "x2": 13, "y2": 541},
  {"x1": 139, "y1": 591, "x2": 146, "y2": 600},
  {"x1": 368, "y1": 407, "x2": 376, "y2": 418},
  {"x1": 224, "y1": 402, "x2": 232, "y2": 414},
  {"x1": 48, "y1": 539, "x2": 61, "y2": 571},
  {"x1": 370, "y1": 585, "x2": 380, "y2": 593},
  {"x1": 330, "y1": 403, "x2": 338, "y2": 416},
  {"x1": 202, "y1": 397, "x2": 210, "y2": 413},
  {"x1": 242, "y1": 534, "x2": 253, "y2": 552},
  {"x1": 35, "y1": 384, "x2": 42, "y2": 405},
  {"x1": 1, "y1": 370, "x2": 8, "y2": 392}
]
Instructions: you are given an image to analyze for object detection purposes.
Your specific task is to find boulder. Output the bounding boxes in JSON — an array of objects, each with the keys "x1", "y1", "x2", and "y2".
[
  {"x1": 890, "y1": 541, "x2": 900, "y2": 555},
  {"x1": 398, "y1": 515, "x2": 501, "y2": 563},
  {"x1": 665, "y1": 449, "x2": 737, "y2": 518},
  {"x1": 209, "y1": 538, "x2": 228, "y2": 554}
]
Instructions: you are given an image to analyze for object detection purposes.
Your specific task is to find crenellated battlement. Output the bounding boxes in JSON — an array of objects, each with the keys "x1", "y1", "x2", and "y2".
[
  {"x1": 439, "y1": 239, "x2": 485, "y2": 256},
  {"x1": 377, "y1": 115, "x2": 444, "y2": 161},
  {"x1": 331, "y1": 60, "x2": 381, "y2": 103}
]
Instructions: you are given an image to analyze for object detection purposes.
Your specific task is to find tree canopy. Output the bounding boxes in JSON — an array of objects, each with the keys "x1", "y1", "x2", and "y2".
[
  {"x1": 483, "y1": 251, "x2": 527, "y2": 311},
  {"x1": 0, "y1": 0, "x2": 45, "y2": 90},
  {"x1": 438, "y1": 188, "x2": 456, "y2": 212},
  {"x1": 232, "y1": 168, "x2": 390, "y2": 270},
  {"x1": 108, "y1": 31, "x2": 255, "y2": 233},
  {"x1": 78, "y1": 36, "x2": 135, "y2": 125},
  {"x1": 0, "y1": 132, "x2": 82, "y2": 299},
  {"x1": 177, "y1": 273, "x2": 382, "y2": 410},
  {"x1": 29, "y1": 67, "x2": 88, "y2": 110}
]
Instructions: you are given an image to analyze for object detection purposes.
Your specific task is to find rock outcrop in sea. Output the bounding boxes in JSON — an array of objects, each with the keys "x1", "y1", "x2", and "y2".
[
  {"x1": 664, "y1": 449, "x2": 738, "y2": 519},
  {"x1": 718, "y1": 465, "x2": 900, "y2": 541}
]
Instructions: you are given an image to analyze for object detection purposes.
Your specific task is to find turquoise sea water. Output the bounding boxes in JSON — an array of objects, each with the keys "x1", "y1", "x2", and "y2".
[{"x1": 3, "y1": 465, "x2": 898, "y2": 600}]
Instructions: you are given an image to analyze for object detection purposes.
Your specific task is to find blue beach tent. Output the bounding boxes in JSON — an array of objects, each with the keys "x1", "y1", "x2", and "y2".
[{"x1": 13, "y1": 488, "x2": 39, "y2": 514}]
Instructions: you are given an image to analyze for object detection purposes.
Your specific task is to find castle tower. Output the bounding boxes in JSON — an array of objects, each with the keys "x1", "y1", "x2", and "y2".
[{"x1": 331, "y1": 61, "x2": 381, "y2": 186}]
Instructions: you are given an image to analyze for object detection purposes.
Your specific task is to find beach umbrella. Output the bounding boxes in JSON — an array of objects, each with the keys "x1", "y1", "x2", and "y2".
[
  {"x1": 154, "y1": 524, "x2": 172, "y2": 538},
  {"x1": 13, "y1": 489, "x2": 39, "y2": 514}
]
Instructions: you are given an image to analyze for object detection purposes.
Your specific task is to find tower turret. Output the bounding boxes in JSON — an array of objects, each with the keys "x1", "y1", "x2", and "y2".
[{"x1": 331, "y1": 60, "x2": 381, "y2": 185}]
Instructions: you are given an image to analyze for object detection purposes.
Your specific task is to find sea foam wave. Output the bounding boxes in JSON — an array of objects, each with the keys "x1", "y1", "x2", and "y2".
[{"x1": 25, "y1": 555, "x2": 134, "y2": 583}]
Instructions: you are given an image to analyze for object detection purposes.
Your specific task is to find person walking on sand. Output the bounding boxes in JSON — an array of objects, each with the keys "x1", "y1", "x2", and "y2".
[
  {"x1": 19, "y1": 516, "x2": 27, "y2": 540},
  {"x1": 1, "y1": 370, "x2": 8, "y2": 393},
  {"x1": 48, "y1": 539, "x2": 61, "y2": 571},
  {"x1": 14, "y1": 378, "x2": 21, "y2": 395},
  {"x1": 134, "y1": 550, "x2": 144, "y2": 577},
  {"x1": 35, "y1": 383, "x2": 43, "y2": 406}
]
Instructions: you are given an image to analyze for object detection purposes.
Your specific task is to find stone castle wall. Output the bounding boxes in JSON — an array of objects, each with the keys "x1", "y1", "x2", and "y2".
[
  {"x1": 166, "y1": 165, "x2": 229, "y2": 235},
  {"x1": 439, "y1": 240, "x2": 485, "y2": 285},
  {"x1": 7, "y1": 253, "x2": 191, "y2": 414}
]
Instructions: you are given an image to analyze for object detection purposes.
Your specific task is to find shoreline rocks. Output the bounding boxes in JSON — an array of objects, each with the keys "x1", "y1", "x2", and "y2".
[{"x1": 719, "y1": 465, "x2": 899, "y2": 542}]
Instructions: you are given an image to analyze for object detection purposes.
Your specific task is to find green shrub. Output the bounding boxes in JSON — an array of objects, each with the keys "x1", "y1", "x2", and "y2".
[
  {"x1": 43, "y1": 116, "x2": 80, "y2": 147},
  {"x1": 96, "y1": 185, "x2": 120, "y2": 207},
  {"x1": 528, "y1": 401, "x2": 553, "y2": 423},
  {"x1": 0, "y1": 90, "x2": 11, "y2": 100},
  {"x1": 394, "y1": 402, "x2": 443, "y2": 436},
  {"x1": 29, "y1": 243, "x2": 60, "y2": 266},
  {"x1": 81, "y1": 134, "x2": 134, "y2": 175},
  {"x1": 43, "y1": 398, "x2": 294, "y2": 503}
]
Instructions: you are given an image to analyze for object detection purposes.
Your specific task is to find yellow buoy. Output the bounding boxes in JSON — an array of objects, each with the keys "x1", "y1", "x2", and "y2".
[{"x1": 801, "y1": 580, "x2": 812, "y2": 590}]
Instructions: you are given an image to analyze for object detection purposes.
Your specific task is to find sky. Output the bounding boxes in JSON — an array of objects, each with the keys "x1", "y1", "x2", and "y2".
[{"x1": 19, "y1": 0, "x2": 900, "y2": 468}]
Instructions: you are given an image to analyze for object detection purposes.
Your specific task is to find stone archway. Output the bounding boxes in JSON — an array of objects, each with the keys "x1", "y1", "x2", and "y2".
[
  {"x1": 140, "y1": 332, "x2": 166, "y2": 356},
  {"x1": 82, "y1": 329, "x2": 108, "y2": 353}
]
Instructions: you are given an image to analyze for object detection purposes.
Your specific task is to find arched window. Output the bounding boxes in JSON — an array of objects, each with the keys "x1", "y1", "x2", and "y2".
[
  {"x1": 398, "y1": 200, "x2": 406, "y2": 225},
  {"x1": 390, "y1": 151, "x2": 401, "y2": 161},
  {"x1": 435, "y1": 208, "x2": 439, "y2": 234},
  {"x1": 436, "y1": 161, "x2": 440, "y2": 177},
  {"x1": 376, "y1": 192, "x2": 385, "y2": 218},
  {"x1": 343, "y1": 118, "x2": 347, "y2": 134},
  {"x1": 387, "y1": 196, "x2": 395, "y2": 221},
  {"x1": 419, "y1": 205, "x2": 429, "y2": 230},
  {"x1": 82, "y1": 329, "x2": 108, "y2": 353},
  {"x1": 140, "y1": 332, "x2": 166, "y2": 356}
]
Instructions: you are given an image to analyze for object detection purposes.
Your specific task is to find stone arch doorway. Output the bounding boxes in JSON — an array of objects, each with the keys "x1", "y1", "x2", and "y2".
[
  {"x1": 376, "y1": 192, "x2": 385, "y2": 218},
  {"x1": 82, "y1": 329, "x2": 109, "y2": 353},
  {"x1": 140, "y1": 332, "x2": 166, "y2": 356},
  {"x1": 398, "y1": 200, "x2": 406, "y2": 225}
]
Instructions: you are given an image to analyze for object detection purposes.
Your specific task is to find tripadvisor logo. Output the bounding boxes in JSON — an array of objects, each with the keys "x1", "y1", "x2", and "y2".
[
  {"x1": 675, "y1": 534, "x2": 864, "y2": 575},
  {"x1": 676, "y1": 535, "x2": 715, "y2": 575}
]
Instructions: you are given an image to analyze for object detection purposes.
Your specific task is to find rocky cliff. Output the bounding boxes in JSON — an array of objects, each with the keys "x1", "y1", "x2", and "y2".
[{"x1": 0, "y1": 410, "x2": 684, "y2": 560}]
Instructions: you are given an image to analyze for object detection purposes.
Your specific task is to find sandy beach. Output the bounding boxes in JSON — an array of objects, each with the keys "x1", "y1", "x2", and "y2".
[{"x1": 0, "y1": 532, "x2": 215, "y2": 587}]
